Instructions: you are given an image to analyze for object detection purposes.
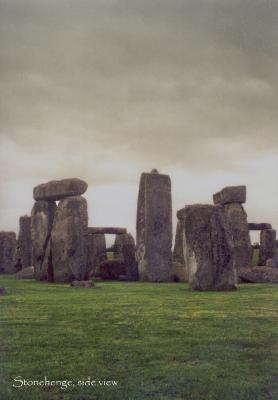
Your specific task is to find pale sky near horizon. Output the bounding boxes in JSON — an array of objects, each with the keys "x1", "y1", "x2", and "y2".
[{"x1": 0, "y1": 0, "x2": 277, "y2": 245}]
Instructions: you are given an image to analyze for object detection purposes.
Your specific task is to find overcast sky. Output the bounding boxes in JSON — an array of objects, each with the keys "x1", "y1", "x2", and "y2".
[{"x1": 0, "y1": 0, "x2": 277, "y2": 243}]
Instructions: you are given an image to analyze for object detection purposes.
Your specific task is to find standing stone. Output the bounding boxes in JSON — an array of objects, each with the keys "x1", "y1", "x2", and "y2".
[
  {"x1": 0, "y1": 232, "x2": 17, "y2": 273},
  {"x1": 115, "y1": 233, "x2": 138, "y2": 281},
  {"x1": 33, "y1": 178, "x2": 88, "y2": 201},
  {"x1": 31, "y1": 200, "x2": 57, "y2": 280},
  {"x1": 16, "y1": 215, "x2": 32, "y2": 269},
  {"x1": 172, "y1": 216, "x2": 188, "y2": 282},
  {"x1": 259, "y1": 229, "x2": 277, "y2": 266},
  {"x1": 136, "y1": 170, "x2": 172, "y2": 282},
  {"x1": 87, "y1": 233, "x2": 107, "y2": 276},
  {"x1": 222, "y1": 203, "x2": 252, "y2": 269},
  {"x1": 184, "y1": 204, "x2": 236, "y2": 291},
  {"x1": 51, "y1": 196, "x2": 88, "y2": 282}
]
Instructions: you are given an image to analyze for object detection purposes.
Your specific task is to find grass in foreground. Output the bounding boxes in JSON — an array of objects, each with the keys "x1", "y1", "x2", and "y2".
[{"x1": 0, "y1": 275, "x2": 277, "y2": 400}]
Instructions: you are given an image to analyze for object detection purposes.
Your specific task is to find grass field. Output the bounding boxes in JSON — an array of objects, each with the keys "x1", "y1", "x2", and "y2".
[{"x1": 0, "y1": 275, "x2": 277, "y2": 400}]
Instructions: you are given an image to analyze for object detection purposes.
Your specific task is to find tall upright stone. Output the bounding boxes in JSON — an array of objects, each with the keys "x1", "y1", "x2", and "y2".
[
  {"x1": 184, "y1": 204, "x2": 237, "y2": 291},
  {"x1": 115, "y1": 233, "x2": 138, "y2": 281},
  {"x1": 16, "y1": 215, "x2": 32, "y2": 269},
  {"x1": 31, "y1": 201, "x2": 57, "y2": 280},
  {"x1": 172, "y1": 214, "x2": 188, "y2": 282},
  {"x1": 51, "y1": 196, "x2": 88, "y2": 282},
  {"x1": 136, "y1": 169, "x2": 172, "y2": 282},
  {"x1": 0, "y1": 232, "x2": 17, "y2": 273},
  {"x1": 87, "y1": 233, "x2": 107, "y2": 276},
  {"x1": 213, "y1": 186, "x2": 252, "y2": 269},
  {"x1": 259, "y1": 229, "x2": 277, "y2": 265}
]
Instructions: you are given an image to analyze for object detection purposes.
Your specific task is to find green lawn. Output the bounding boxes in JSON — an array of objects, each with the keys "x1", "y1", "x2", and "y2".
[{"x1": 0, "y1": 276, "x2": 277, "y2": 400}]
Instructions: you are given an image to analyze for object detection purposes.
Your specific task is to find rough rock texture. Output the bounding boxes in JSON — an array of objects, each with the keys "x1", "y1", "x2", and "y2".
[
  {"x1": 98, "y1": 259, "x2": 126, "y2": 280},
  {"x1": 0, "y1": 287, "x2": 7, "y2": 295},
  {"x1": 88, "y1": 227, "x2": 127, "y2": 235},
  {"x1": 184, "y1": 204, "x2": 237, "y2": 291},
  {"x1": 51, "y1": 196, "x2": 88, "y2": 282},
  {"x1": 171, "y1": 261, "x2": 188, "y2": 282},
  {"x1": 16, "y1": 215, "x2": 32, "y2": 269},
  {"x1": 0, "y1": 232, "x2": 17, "y2": 273},
  {"x1": 136, "y1": 170, "x2": 172, "y2": 282},
  {"x1": 16, "y1": 266, "x2": 34, "y2": 279},
  {"x1": 70, "y1": 280, "x2": 94, "y2": 288},
  {"x1": 238, "y1": 266, "x2": 278, "y2": 283},
  {"x1": 248, "y1": 223, "x2": 272, "y2": 231},
  {"x1": 222, "y1": 203, "x2": 252, "y2": 269},
  {"x1": 87, "y1": 233, "x2": 107, "y2": 276},
  {"x1": 114, "y1": 233, "x2": 138, "y2": 281},
  {"x1": 259, "y1": 229, "x2": 276, "y2": 266},
  {"x1": 173, "y1": 220, "x2": 186, "y2": 265},
  {"x1": 31, "y1": 200, "x2": 56, "y2": 281},
  {"x1": 213, "y1": 186, "x2": 246, "y2": 205},
  {"x1": 34, "y1": 178, "x2": 88, "y2": 201}
]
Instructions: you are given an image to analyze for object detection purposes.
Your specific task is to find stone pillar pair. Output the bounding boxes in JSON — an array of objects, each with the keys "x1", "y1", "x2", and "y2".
[{"x1": 31, "y1": 178, "x2": 88, "y2": 282}]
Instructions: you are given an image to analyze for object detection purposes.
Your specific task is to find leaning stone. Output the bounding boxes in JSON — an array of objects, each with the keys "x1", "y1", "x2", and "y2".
[
  {"x1": 87, "y1": 233, "x2": 107, "y2": 276},
  {"x1": 0, "y1": 287, "x2": 7, "y2": 296},
  {"x1": 238, "y1": 266, "x2": 278, "y2": 283},
  {"x1": 248, "y1": 223, "x2": 272, "y2": 231},
  {"x1": 222, "y1": 203, "x2": 252, "y2": 269},
  {"x1": 16, "y1": 215, "x2": 32, "y2": 270},
  {"x1": 16, "y1": 266, "x2": 34, "y2": 279},
  {"x1": 259, "y1": 229, "x2": 276, "y2": 266},
  {"x1": 31, "y1": 200, "x2": 56, "y2": 281},
  {"x1": 51, "y1": 196, "x2": 88, "y2": 282},
  {"x1": 70, "y1": 280, "x2": 94, "y2": 288},
  {"x1": 33, "y1": 178, "x2": 88, "y2": 201},
  {"x1": 136, "y1": 170, "x2": 172, "y2": 282},
  {"x1": 0, "y1": 232, "x2": 17, "y2": 273},
  {"x1": 184, "y1": 204, "x2": 237, "y2": 291},
  {"x1": 213, "y1": 186, "x2": 246, "y2": 205}
]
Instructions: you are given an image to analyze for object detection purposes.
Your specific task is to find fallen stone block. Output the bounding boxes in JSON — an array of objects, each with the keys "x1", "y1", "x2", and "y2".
[{"x1": 238, "y1": 266, "x2": 278, "y2": 283}]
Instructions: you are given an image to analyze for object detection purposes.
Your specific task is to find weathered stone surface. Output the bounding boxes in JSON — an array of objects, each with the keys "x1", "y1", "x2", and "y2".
[
  {"x1": 16, "y1": 215, "x2": 32, "y2": 269},
  {"x1": 248, "y1": 223, "x2": 272, "y2": 231},
  {"x1": 114, "y1": 233, "x2": 138, "y2": 281},
  {"x1": 184, "y1": 204, "x2": 237, "y2": 291},
  {"x1": 51, "y1": 196, "x2": 88, "y2": 282},
  {"x1": 0, "y1": 287, "x2": 7, "y2": 295},
  {"x1": 259, "y1": 229, "x2": 276, "y2": 266},
  {"x1": 33, "y1": 178, "x2": 88, "y2": 201},
  {"x1": 88, "y1": 227, "x2": 127, "y2": 235},
  {"x1": 136, "y1": 170, "x2": 172, "y2": 282},
  {"x1": 222, "y1": 203, "x2": 252, "y2": 269},
  {"x1": 98, "y1": 259, "x2": 126, "y2": 280},
  {"x1": 87, "y1": 233, "x2": 107, "y2": 276},
  {"x1": 31, "y1": 200, "x2": 56, "y2": 281},
  {"x1": 238, "y1": 266, "x2": 278, "y2": 283},
  {"x1": 171, "y1": 261, "x2": 188, "y2": 282},
  {"x1": 0, "y1": 232, "x2": 17, "y2": 273},
  {"x1": 70, "y1": 280, "x2": 94, "y2": 288},
  {"x1": 16, "y1": 266, "x2": 34, "y2": 279},
  {"x1": 173, "y1": 220, "x2": 186, "y2": 265},
  {"x1": 213, "y1": 186, "x2": 246, "y2": 205},
  {"x1": 176, "y1": 208, "x2": 185, "y2": 221}
]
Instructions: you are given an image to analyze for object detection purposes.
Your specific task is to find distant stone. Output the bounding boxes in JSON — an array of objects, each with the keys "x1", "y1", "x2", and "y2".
[
  {"x1": 184, "y1": 204, "x2": 237, "y2": 291},
  {"x1": 171, "y1": 262, "x2": 188, "y2": 282},
  {"x1": 98, "y1": 259, "x2": 126, "y2": 280},
  {"x1": 238, "y1": 266, "x2": 278, "y2": 283},
  {"x1": 33, "y1": 178, "x2": 88, "y2": 201},
  {"x1": 16, "y1": 215, "x2": 32, "y2": 270},
  {"x1": 31, "y1": 200, "x2": 56, "y2": 281},
  {"x1": 136, "y1": 171, "x2": 172, "y2": 282},
  {"x1": 259, "y1": 229, "x2": 276, "y2": 266},
  {"x1": 16, "y1": 266, "x2": 34, "y2": 279},
  {"x1": 0, "y1": 287, "x2": 7, "y2": 296},
  {"x1": 213, "y1": 186, "x2": 246, "y2": 205},
  {"x1": 176, "y1": 208, "x2": 185, "y2": 221},
  {"x1": 51, "y1": 196, "x2": 88, "y2": 282},
  {"x1": 114, "y1": 233, "x2": 138, "y2": 281},
  {"x1": 222, "y1": 203, "x2": 252, "y2": 269},
  {"x1": 0, "y1": 232, "x2": 17, "y2": 274},
  {"x1": 150, "y1": 169, "x2": 159, "y2": 174},
  {"x1": 87, "y1": 233, "x2": 107, "y2": 276},
  {"x1": 248, "y1": 223, "x2": 272, "y2": 231},
  {"x1": 70, "y1": 280, "x2": 94, "y2": 288},
  {"x1": 88, "y1": 227, "x2": 127, "y2": 235},
  {"x1": 173, "y1": 220, "x2": 186, "y2": 265}
]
